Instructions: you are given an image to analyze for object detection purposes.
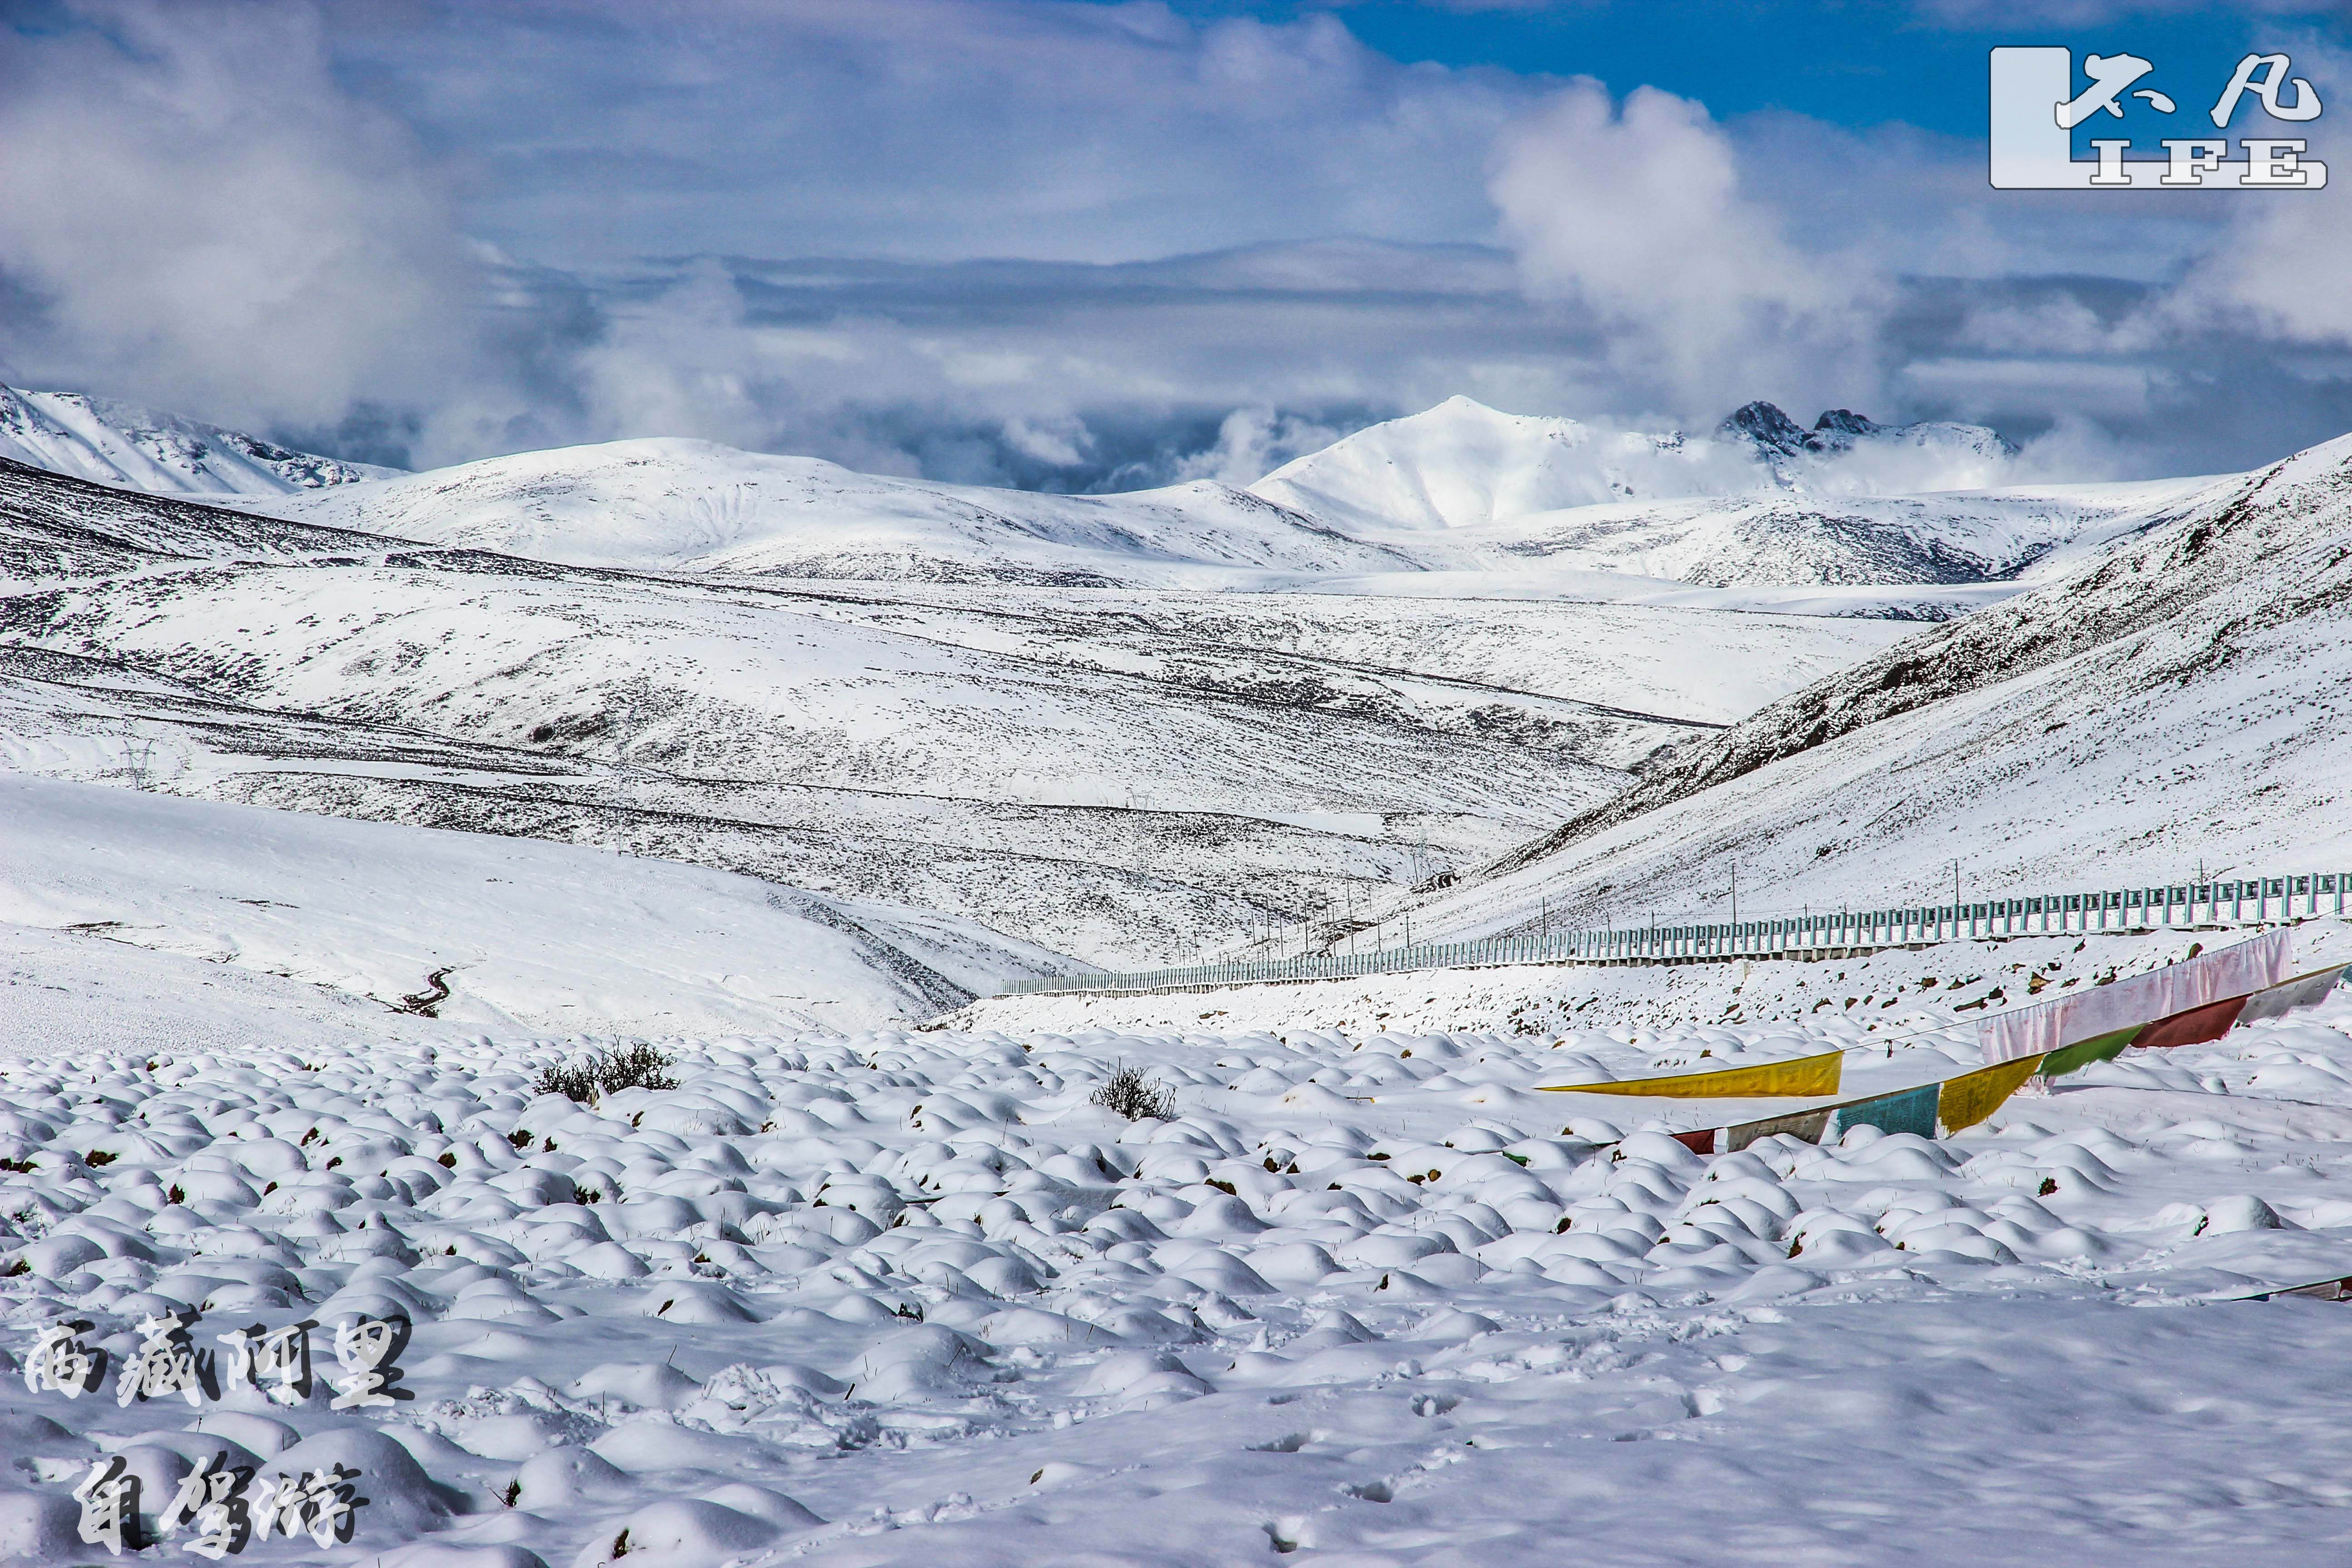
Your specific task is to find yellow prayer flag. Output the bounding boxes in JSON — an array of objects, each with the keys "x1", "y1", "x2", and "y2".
[
  {"x1": 1936, "y1": 1054, "x2": 2045, "y2": 1135},
  {"x1": 1539, "y1": 1048, "x2": 1843, "y2": 1099}
]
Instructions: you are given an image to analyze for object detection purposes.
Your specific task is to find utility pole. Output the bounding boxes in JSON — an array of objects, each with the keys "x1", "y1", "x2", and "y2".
[{"x1": 1730, "y1": 864, "x2": 1738, "y2": 930}]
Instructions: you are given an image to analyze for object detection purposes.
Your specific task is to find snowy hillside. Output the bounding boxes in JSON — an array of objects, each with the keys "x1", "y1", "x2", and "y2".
[
  {"x1": 1460, "y1": 477, "x2": 2211, "y2": 595},
  {"x1": 1400, "y1": 431, "x2": 2352, "y2": 940},
  {"x1": 0, "y1": 774, "x2": 1062, "y2": 1036},
  {"x1": 0, "y1": 385, "x2": 398, "y2": 496},
  {"x1": 257, "y1": 438, "x2": 1421, "y2": 587},
  {"x1": 5, "y1": 461, "x2": 1905, "y2": 972}
]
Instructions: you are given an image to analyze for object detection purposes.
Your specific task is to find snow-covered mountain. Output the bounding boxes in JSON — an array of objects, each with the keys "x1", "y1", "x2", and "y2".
[
  {"x1": 11, "y1": 385, "x2": 2146, "y2": 614},
  {"x1": 0, "y1": 384, "x2": 399, "y2": 496},
  {"x1": 1719, "y1": 400, "x2": 2018, "y2": 482},
  {"x1": 1401, "y1": 428, "x2": 2352, "y2": 940},
  {"x1": 3, "y1": 385, "x2": 2293, "y2": 995},
  {"x1": 251, "y1": 400, "x2": 2181, "y2": 619},
  {"x1": 1248, "y1": 394, "x2": 2023, "y2": 534}
]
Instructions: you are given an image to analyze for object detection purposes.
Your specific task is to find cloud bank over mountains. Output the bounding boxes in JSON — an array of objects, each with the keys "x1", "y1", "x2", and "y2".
[{"x1": 1, "y1": 0, "x2": 2348, "y2": 490}]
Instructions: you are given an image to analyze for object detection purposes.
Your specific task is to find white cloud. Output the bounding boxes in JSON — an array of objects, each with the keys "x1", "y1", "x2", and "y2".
[
  {"x1": 2155, "y1": 38, "x2": 2352, "y2": 345},
  {"x1": 1001, "y1": 413, "x2": 1095, "y2": 470},
  {"x1": 0, "y1": 0, "x2": 473, "y2": 430},
  {"x1": 409, "y1": 246, "x2": 1580, "y2": 482},
  {"x1": 1487, "y1": 80, "x2": 1894, "y2": 423},
  {"x1": 1170, "y1": 407, "x2": 1348, "y2": 486},
  {"x1": 322, "y1": 0, "x2": 1536, "y2": 267},
  {"x1": 0, "y1": 0, "x2": 2338, "y2": 489}
]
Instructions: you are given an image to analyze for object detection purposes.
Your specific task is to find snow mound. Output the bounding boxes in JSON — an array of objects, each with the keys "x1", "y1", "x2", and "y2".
[{"x1": 0, "y1": 995, "x2": 2349, "y2": 1562}]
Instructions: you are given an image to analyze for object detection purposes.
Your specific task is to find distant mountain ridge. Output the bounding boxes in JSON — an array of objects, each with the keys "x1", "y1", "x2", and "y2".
[
  {"x1": 1250, "y1": 395, "x2": 2023, "y2": 534},
  {"x1": 0, "y1": 385, "x2": 400, "y2": 497},
  {"x1": 246, "y1": 397, "x2": 2176, "y2": 619},
  {"x1": 252, "y1": 436, "x2": 1418, "y2": 587},
  {"x1": 1720, "y1": 399, "x2": 2019, "y2": 473},
  {"x1": 22, "y1": 384, "x2": 2171, "y2": 620}
]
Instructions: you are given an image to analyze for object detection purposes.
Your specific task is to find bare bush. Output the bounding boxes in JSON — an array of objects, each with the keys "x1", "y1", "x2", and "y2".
[
  {"x1": 534, "y1": 1061, "x2": 601, "y2": 1103},
  {"x1": 597, "y1": 1044, "x2": 679, "y2": 1093},
  {"x1": 534, "y1": 1044, "x2": 678, "y2": 1104},
  {"x1": 1091, "y1": 1063, "x2": 1175, "y2": 1121}
]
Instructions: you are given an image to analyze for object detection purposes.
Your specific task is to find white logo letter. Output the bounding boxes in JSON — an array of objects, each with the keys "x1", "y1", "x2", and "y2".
[
  {"x1": 2243, "y1": 139, "x2": 2313, "y2": 186},
  {"x1": 2161, "y1": 140, "x2": 2230, "y2": 185}
]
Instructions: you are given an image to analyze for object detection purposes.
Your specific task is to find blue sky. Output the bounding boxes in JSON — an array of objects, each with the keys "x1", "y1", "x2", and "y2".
[
  {"x1": 2, "y1": 0, "x2": 2349, "y2": 487},
  {"x1": 1157, "y1": 0, "x2": 2295, "y2": 133},
  {"x1": 1174, "y1": 2, "x2": 2310, "y2": 137}
]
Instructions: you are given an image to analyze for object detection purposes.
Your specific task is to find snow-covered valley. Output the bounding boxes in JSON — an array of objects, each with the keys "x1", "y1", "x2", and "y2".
[{"x1": 0, "y1": 447, "x2": 1917, "y2": 973}]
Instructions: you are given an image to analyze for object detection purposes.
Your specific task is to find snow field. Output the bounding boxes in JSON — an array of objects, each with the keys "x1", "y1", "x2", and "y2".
[
  {"x1": 955, "y1": 921, "x2": 2352, "y2": 1040},
  {"x1": 7, "y1": 990, "x2": 2352, "y2": 1564}
]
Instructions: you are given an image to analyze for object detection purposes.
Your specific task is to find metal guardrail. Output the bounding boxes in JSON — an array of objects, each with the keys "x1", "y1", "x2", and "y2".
[{"x1": 1003, "y1": 873, "x2": 2349, "y2": 999}]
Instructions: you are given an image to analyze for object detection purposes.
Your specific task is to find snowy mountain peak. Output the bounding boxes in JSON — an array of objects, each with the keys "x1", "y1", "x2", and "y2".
[
  {"x1": 0, "y1": 384, "x2": 401, "y2": 498},
  {"x1": 1814, "y1": 407, "x2": 1882, "y2": 439},
  {"x1": 1252, "y1": 395, "x2": 2024, "y2": 532},
  {"x1": 1720, "y1": 400, "x2": 1814, "y2": 458},
  {"x1": 1716, "y1": 400, "x2": 2016, "y2": 473}
]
